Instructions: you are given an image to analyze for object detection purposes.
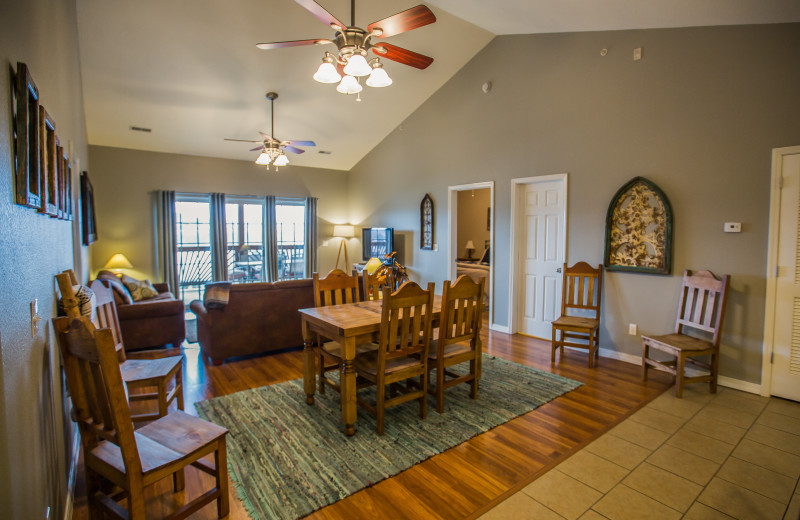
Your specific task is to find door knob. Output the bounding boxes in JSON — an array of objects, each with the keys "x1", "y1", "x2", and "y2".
[{"x1": 556, "y1": 268, "x2": 562, "y2": 273}]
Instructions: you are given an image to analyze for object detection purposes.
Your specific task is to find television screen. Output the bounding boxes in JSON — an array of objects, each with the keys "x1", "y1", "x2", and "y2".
[{"x1": 362, "y1": 227, "x2": 393, "y2": 261}]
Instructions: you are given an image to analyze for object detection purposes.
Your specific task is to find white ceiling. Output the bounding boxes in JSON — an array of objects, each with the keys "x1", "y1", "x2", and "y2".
[{"x1": 76, "y1": 0, "x2": 800, "y2": 171}]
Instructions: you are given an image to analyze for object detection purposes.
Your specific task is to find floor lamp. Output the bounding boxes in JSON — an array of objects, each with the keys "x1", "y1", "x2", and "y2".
[{"x1": 333, "y1": 225, "x2": 355, "y2": 272}]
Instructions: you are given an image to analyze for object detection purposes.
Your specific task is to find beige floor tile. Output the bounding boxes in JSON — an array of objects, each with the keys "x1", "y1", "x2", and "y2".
[
  {"x1": 757, "y1": 410, "x2": 800, "y2": 435},
  {"x1": 479, "y1": 493, "x2": 565, "y2": 520},
  {"x1": 745, "y1": 424, "x2": 800, "y2": 456},
  {"x1": 785, "y1": 493, "x2": 800, "y2": 520},
  {"x1": 717, "y1": 457, "x2": 795, "y2": 504},
  {"x1": 695, "y1": 402, "x2": 758, "y2": 429},
  {"x1": 766, "y1": 398, "x2": 800, "y2": 420},
  {"x1": 628, "y1": 406, "x2": 687, "y2": 434},
  {"x1": 646, "y1": 392, "x2": 704, "y2": 419},
  {"x1": 557, "y1": 450, "x2": 629, "y2": 494},
  {"x1": 683, "y1": 502, "x2": 737, "y2": 520},
  {"x1": 684, "y1": 413, "x2": 747, "y2": 445},
  {"x1": 592, "y1": 485, "x2": 681, "y2": 520},
  {"x1": 712, "y1": 390, "x2": 769, "y2": 414},
  {"x1": 646, "y1": 443, "x2": 720, "y2": 485},
  {"x1": 522, "y1": 470, "x2": 601, "y2": 520},
  {"x1": 733, "y1": 439, "x2": 800, "y2": 479},
  {"x1": 584, "y1": 434, "x2": 651, "y2": 470},
  {"x1": 579, "y1": 511, "x2": 610, "y2": 520},
  {"x1": 608, "y1": 419, "x2": 669, "y2": 451},
  {"x1": 698, "y1": 478, "x2": 785, "y2": 520},
  {"x1": 667, "y1": 429, "x2": 735, "y2": 464},
  {"x1": 622, "y1": 462, "x2": 702, "y2": 513}
]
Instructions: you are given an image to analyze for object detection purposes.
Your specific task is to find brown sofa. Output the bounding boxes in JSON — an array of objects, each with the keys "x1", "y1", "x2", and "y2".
[
  {"x1": 189, "y1": 279, "x2": 314, "y2": 365},
  {"x1": 95, "y1": 271, "x2": 186, "y2": 351}
]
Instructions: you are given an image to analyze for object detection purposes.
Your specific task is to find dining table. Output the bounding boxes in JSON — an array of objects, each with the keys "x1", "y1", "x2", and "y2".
[{"x1": 299, "y1": 295, "x2": 446, "y2": 436}]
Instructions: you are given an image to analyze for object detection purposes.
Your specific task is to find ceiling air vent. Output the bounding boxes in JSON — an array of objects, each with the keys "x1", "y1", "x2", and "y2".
[{"x1": 129, "y1": 126, "x2": 152, "y2": 133}]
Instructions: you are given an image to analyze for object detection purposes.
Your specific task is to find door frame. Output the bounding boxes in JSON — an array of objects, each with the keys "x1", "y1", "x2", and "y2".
[
  {"x1": 508, "y1": 173, "x2": 568, "y2": 334},
  {"x1": 761, "y1": 145, "x2": 800, "y2": 396},
  {"x1": 448, "y1": 181, "x2": 495, "y2": 327}
]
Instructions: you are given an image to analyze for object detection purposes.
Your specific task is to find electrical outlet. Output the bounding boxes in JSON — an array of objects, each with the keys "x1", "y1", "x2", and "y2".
[
  {"x1": 628, "y1": 323, "x2": 638, "y2": 335},
  {"x1": 724, "y1": 222, "x2": 742, "y2": 233},
  {"x1": 633, "y1": 47, "x2": 642, "y2": 60}
]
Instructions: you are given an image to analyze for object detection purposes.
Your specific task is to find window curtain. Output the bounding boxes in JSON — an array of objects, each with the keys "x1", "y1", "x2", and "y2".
[
  {"x1": 264, "y1": 196, "x2": 279, "y2": 282},
  {"x1": 210, "y1": 192, "x2": 228, "y2": 281},
  {"x1": 155, "y1": 190, "x2": 179, "y2": 297},
  {"x1": 305, "y1": 197, "x2": 318, "y2": 278}
]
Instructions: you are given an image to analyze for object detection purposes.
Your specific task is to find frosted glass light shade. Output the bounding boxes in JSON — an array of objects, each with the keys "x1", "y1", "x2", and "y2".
[
  {"x1": 336, "y1": 75, "x2": 362, "y2": 94},
  {"x1": 343, "y1": 54, "x2": 371, "y2": 77},
  {"x1": 255, "y1": 152, "x2": 270, "y2": 165},
  {"x1": 103, "y1": 253, "x2": 134, "y2": 271},
  {"x1": 333, "y1": 224, "x2": 355, "y2": 238},
  {"x1": 273, "y1": 153, "x2": 289, "y2": 166},
  {"x1": 313, "y1": 61, "x2": 341, "y2": 83},
  {"x1": 366, "y1": 66, "x2": 392, "y2": 87}
]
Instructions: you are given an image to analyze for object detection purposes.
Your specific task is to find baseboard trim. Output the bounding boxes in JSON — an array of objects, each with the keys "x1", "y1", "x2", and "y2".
[
  {"x1": 490, "y1": 323, "x2": 510, "y2": 334},
  {"x1": 597, "y1": 347, "x2": 642, "y2": 365},
  {"x1": 64, "y1": 429, "x2": 80, "y2": 520},
  {"x1": 717, "y1": 376, "x2": 762, "y2": 395}
]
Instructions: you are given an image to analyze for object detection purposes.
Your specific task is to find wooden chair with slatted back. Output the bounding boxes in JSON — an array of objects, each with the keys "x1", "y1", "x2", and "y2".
[
  {"x1": 53, "y1": 316, "x2": 228, "y2": 520},
  {"x1": 312, "y1": 269, "x2": 372, "y2": 396},
  {"x1": 354, "y1": 281, "x2": 435, "y2": 435},
  {"x1": 361, "y1": 266, "x2": 395, "y2": 301},
  {"x1": 551, "y1": 262, "x2": 603, "y2": 368},
  {"x1": 56, "y1": 270, "x2": 184, "y2": 422},
  {"x1": 642, "y1": 270, "x2": 730, "y2": 398},
  {"x1": 428, "y1": 275, "x2": 484, "y2": 413}
]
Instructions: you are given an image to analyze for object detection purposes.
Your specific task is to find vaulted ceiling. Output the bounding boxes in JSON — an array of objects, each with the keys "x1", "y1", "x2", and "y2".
[{"x1": 76, "y1": 0, "x2": 800, "y2": 170}]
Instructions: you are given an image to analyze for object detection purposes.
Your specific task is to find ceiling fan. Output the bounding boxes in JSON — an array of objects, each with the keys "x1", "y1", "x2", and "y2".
[
  {"x1": 224, "y1": 92, "x2": 315, "y2": 170},
  {"x1": 256, "y1": 0, "x2": 436, "y2": 97}
]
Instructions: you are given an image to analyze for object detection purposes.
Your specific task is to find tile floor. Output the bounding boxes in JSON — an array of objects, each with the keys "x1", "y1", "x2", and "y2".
[{"x1": 480, "y1": 386, "x2": 800, "y2": 520}]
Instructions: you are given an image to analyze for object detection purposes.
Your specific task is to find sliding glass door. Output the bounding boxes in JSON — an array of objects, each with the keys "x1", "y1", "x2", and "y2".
[
  {"x1": 276, "y1": 199, "x2": 305, "y2": 280},
  {"x1": 175, "y1": 197, "x2": 212, "y2": 305},
  {"x1": 226, "y1": 199, "x2": 265, "y2": 283}
]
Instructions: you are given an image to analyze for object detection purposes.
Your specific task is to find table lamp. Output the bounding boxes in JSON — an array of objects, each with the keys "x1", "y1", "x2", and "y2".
[
  {"x1": 103, "y1": 253, "x2": 134, "y2": 273},
  {"x1": 333, "y1": 225, "x2": 355, "y2": 271},
  {"x1": 365, "y1": 256, "x2": 383, "y2": 275},
  {"x1": 465, "y1": 240, "x2": 475, "y2": 259}
]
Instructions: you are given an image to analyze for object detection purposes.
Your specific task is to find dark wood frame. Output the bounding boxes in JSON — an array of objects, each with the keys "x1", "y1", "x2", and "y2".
[
  {"x1": 13, "y1": 62, "x2": 41, "y2": 208},
  {"x1": 80, "y1": 171, "x2": 97, "y2": 245},
  {"x1": 39, "y1": 108, "x2": 59, "y2": 216},
  {"x1": 63, "y1": 148, "x2": 72, "y2": 220},
  {"x1": 420, "y1": 193, "x2": 433, "y2": 250},
  {"x1": 603, "y1": 176, "x2": 673, "y2": 275}
]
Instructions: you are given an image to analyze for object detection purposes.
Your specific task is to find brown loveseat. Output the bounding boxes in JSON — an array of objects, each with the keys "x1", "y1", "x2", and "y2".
[
  {"x1": 95, "y1": 271, "x2": 186, "y2": 351},
  {"x1": 189, "y1": 279, "x2": 314, "y2": 365}
]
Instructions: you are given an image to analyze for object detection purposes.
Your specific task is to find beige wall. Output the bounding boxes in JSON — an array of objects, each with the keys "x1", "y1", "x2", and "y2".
[
  {"x1": 0, "y1": 0, "x2": 88, "y2": 518},
  {"x1": 88, "y1": 146, "x2": 351, "y2": 281},
  {"x1": 348, "y1": 23, "x2": 800, "y2": 385},
  {"x1": 457, "y1": 189, "x2": 491, "y2": 259}
]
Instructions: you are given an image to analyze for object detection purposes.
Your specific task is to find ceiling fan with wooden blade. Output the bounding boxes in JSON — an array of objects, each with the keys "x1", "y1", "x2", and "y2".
[
  {"x1": 224, "y1": 92, "x2": 315, "y2": 170},
  {"x1": 256, "y1": 0, "x2": 436, "y2": 97}
]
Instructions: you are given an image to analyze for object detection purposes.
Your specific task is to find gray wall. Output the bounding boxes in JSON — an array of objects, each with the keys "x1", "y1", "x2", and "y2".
[
  {"x1": 348, "y1": 23, "x2": 800, "y2": 384},
  {"x1": 0, "y1": 0, "x2": 88, "y2": 518},
  {"x1": 88, "y1": 146, "x2": 351, "y2": 279}
]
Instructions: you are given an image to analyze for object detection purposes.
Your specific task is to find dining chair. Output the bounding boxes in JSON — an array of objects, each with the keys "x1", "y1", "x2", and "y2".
[
  {"x1": 56, "y1": 270, "x2": 184, "y2": 422},
  {"x1": 361, "y1": 266, "x2": 395, "y2": 301},
  {"x1": 428, "y1": 275, "x2": 484, "y2": 413},
  {"x1": 551, "y1": 262, "x2": 603, "y2": 368},
  {"x1": 354, "y1": 281, "x2": 435, "y2": 435},
  {"x1": 54, "y1": 316, "x2": 228, "y2": 520},
  {"x1": 642, "y1": 269, "x2": 730, "y2": 397},
  {"x1": 312, "y1": 269, "x2": 374, "y2": 396}
]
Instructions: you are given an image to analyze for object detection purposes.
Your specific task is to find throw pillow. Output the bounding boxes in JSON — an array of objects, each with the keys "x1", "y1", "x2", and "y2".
[
  {"x1": 57, "y1": 285, "x2": 97, "y2": 322},
  {"x1": 121, "y1": 274, "x2": 160, "y2": 302},
  {"x1": 96, "y1": 270, "x2": 134, "y2": 305}
]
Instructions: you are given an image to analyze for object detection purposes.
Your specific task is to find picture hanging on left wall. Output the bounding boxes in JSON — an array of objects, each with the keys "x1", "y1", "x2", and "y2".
[
  {"x1": 81, "y1": 171, "x2": 98, "y2": 245},
  {"x1": 13, "y1": 62, "x2": 42, "y2": 208}
]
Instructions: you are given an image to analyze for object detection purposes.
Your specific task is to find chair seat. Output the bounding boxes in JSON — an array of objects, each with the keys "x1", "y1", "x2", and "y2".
[
  {"x1": 552, "y1": 316, "x2": 599, "y2": 330},
  {"x1": 321, "y1": 341, "x2": 379, "y2": 359},
  {"x1": 642, "y1": 333, "x2": 714, "y2": 353},
  {"x1": 120, "y1": 356, "x2": 182, "y2": 385},
  {"x1": 355, "y1": 350, "x2": 425, "y2": 377},
  {"x1": 427, "y1": 339, "x2": 472, "y2": 360}
]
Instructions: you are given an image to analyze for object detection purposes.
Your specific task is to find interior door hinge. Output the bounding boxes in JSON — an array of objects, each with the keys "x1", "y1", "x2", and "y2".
[
  {"x1": 778, "y1": 176, "x2": 784, "y2": 189},
  {"x1": 771, "y1": 352, "x2": 774, "y2": 364}
]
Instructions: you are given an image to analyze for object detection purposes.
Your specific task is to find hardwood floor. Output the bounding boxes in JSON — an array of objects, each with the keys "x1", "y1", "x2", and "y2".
[{"x1": 71, "y1": 321, "x2": 672, "y2": 519}]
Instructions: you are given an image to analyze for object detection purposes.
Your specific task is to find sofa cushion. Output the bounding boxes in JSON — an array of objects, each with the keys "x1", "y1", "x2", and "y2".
[
  {"x1": 121, "y1": 274, "x2": 159, "y2": 301},
  {"x1": 97, "y1": 270, "x2": 134, "y2": 305}
]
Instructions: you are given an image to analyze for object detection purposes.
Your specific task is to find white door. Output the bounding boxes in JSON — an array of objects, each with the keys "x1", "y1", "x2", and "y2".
[
  {"x1": 519, "y1": 179, "x2": 566, "y2": 339},
  {"x1": 771, "y1": 151, "x2": 800, "y2": 400}
]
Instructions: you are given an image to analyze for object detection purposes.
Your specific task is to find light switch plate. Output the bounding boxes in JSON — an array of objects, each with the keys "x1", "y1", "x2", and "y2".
[{"x1": 724, "y1": 222, "x2": 742, "y2": 233}]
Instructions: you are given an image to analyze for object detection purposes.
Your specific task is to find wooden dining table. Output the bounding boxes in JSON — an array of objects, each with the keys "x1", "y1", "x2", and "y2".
[{"x1": 299, "y1": 296, "x2": 444, "y2": 436}]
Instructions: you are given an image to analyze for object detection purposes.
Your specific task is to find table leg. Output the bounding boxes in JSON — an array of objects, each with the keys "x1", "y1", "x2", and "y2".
[
  {"x1": 302, "y1": 320, "x2": 316, "y2": 405},
  {"x1": 341, "y1": 336, "x2": 357, "y2": 436}
]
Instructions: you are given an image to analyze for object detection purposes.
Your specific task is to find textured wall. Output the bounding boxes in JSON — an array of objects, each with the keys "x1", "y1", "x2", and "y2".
[
  {"x1": 347, "y1": 23, "x2": 800, "y2": 385},
  {"x1": 0, "y1": 0, "x2": 88, "y2": 518},
  {"x1": 88, "y1": 146, "x2": 351, "y2": 280}
]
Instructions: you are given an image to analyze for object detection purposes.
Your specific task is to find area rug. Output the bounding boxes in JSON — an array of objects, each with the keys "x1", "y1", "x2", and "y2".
[{"x1": 195, "y1": 355, "x2": 582, "y2": 520}]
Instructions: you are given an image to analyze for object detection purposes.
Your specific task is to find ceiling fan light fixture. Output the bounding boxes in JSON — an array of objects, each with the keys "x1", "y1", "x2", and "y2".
[
  {"x1": 313, "y1": 55, "x2": 342, "y2": 83},
  {"x1": 336, "y1": 74, "x2": 363, "y2": 94},
  {"x1": 366, "y1": 61, "x2": 392, "y2": 87},
  {"x1": 343, "y1": 53, "x2": 371, "y2": 77},
  {"x1": 273, "y1": 153, "x2": 289, "y2": 166},
  {"x1": 255, "y1": 151, "x2": 271, "y2": 165}
]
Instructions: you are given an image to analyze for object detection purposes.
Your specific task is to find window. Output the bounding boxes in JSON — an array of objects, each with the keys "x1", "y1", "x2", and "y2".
[
  {"x1": 276, "y1": 200, "x2": 305, "y2": 280},
  {"x1": 175, "y1": 196, "x2": 211, "y2": 306},
  {"x1": 226, "y1": 199, "x2": 265, "y2": 283}
]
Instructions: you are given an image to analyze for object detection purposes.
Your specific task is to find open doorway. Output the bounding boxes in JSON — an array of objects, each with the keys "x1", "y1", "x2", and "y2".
[{"x1": 448, "y1": 182, "x2": 494, "y2": 327}]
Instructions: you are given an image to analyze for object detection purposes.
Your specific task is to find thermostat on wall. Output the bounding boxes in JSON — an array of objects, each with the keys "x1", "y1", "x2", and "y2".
[{"x1": 724, "y1": 222, "x2": 741, "y2": 233}]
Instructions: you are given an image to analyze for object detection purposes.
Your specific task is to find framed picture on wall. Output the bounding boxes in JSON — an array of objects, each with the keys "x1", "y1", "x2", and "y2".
[
  {"x1": 420, "y1": 193, "x2": 433, "y2": 250},
  {"x1": 13, "y1": 62, "x2": 42, "y2": 209},
  {"x1": 38, "y1": 107, "x2": 58, "y2": 216},
  {"x1": 80, "y1": 171, "x2": 97, "y2": 245}
]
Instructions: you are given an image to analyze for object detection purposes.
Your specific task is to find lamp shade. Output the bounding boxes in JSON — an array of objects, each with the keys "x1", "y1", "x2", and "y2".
[
  {"x1": 366, "y1": 65, "x2": 392, "y2": 88},
  {"x1": 255, "y1": 151, "x2": 270, "y2": 165},
  {"x1": 333, "y1": 225, "x2": 355, "y2": 238},
  {"x1": 336, "y1": 75, "x2": 362, "y2": 94},
  {"x1": 365, "y1": 256, "x2": 382, "y2": 275},
  {"x1": 343, "y1": 53, "x2": 371, "y2": 77},
  {"x1": 465, "y1": 240, "x2": 475, "y2": 250},
  {"x1": 313, "y1": 60, "x2": 341, "y2": 84},
  {"x1": 273, "y1": 153, "x2": 289, "y2": 166},
  {"x1": 103, "y1": 253, "x2": 133, "y2": 271}
]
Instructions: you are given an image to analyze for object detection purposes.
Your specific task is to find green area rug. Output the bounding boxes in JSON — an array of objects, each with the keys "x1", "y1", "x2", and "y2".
[{"x1": 195, "y1": 355, "x2": 582, "y2": 520}]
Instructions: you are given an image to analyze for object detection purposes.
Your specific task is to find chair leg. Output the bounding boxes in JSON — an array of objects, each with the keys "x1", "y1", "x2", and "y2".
[
  {"x1": 710, "y1": 351, "x2": 719, "y2": 394},
  {"x1": 469, "y1": 358, "x2": 478, "y2": 399},
  {"x1": 86, "y1": 469, "x2": 104, "y2": 520},
  {"x1": 176, "y1": 366, "x2": 184, "y2": 411},
  {"x1": 376, "y1": 383, "x2": 386, "y2": 435},
  {"x1": 587, "y1": 332, "x2": 595, "y2": 368},
  {"x1": 675, "y1": 353, "x2": 685, "y2": 398},
  {"x1": 420, "y1": 373, "x2": 427, "y2": 420},
  {"x1": 642, "y1": 343, "x2": 649, "y2": 381},
  {"x1": 173, "y1": 468, "x2": 185, "y2": 492},
  {"x1": 216, "y1": 439, "x2": 230, "y2": 518},
  {"x1": 551, "y1": 326, "x2": 557, "y2": 362},
  {"x1": 158, "y1": 380, "x2": 168, "y2": 418},
  {"x1": 317, "y1": 350, "x2": 325, "y2": 395},
  {"x1": 436, "y1": 363, "x2": 445, "y2": 413},
  {"x1": 126, "y1": 478, "x2": 146, "y2": 520}
]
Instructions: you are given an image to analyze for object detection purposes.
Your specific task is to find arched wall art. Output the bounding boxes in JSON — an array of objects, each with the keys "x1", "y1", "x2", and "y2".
[{"x1": 603, "y1": 176, "x2": 673, "y2": 274}]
